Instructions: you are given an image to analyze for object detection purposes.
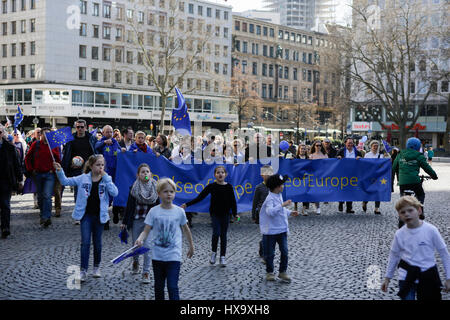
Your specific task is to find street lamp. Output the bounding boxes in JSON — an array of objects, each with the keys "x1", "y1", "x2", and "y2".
[{"x1": 32, "y1": 106, "x2": 38, "y2": 129}]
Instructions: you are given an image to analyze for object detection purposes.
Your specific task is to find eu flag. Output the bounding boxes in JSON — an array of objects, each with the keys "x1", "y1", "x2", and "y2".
[
  {"x1": 45, "y1": 127, "x2": 74, "y2": 150},
  {"x1": 14, "y1": 105, "x2": 24, "y2": 133},
  {"x1": 172, "y1": 87, "x2": 191, "y2": 135}
]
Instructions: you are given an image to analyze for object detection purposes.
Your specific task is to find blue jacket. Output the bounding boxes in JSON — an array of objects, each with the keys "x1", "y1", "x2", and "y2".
[
  {"x1": 56, "y1": 169, "x2": 118, "y2": 223},
  {"x1": 95, "y1": 137, "x2": 120, "y2": 173},
  {"x1": 62, "y1": 132, "x2": 97, "y2": 172},
  {"x1": 129, "y1": 143, "x2": 154, "y2": 154}
]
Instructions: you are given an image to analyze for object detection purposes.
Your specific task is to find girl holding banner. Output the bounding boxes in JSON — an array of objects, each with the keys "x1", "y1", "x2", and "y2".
[
  {"x1": 181, "y1": 166, "x2": 239, "y2": 267},
  {"x1": 308, "y1": 141, "x2": 328, "y2": 215}
]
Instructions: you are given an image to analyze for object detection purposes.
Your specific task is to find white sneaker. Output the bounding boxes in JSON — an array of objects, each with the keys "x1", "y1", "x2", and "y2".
[
  {"x1": 210, "y1": 252, "x2": 217, "y2": 265},
  {"x1": 220, "y1": 256, "x2": 227, "y2": 267},
  {"x1": 79, "y1": 270, "x2": 87, "y2": 282},
  {"x1": 316, "y1": 207, "x2": 321, "y2": 215},
  {"x1": 142, "y1": 272, "x2": 151, "y2": 284},
  {"x1": 93, "y1": 267, "x2": 101, "y2": 278},
  {"x1": 74, "y1": 220, "x2": 80, "y2": 225}
]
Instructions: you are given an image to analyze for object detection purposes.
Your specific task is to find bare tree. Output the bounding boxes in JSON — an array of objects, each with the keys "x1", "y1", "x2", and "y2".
[
  {"x1": 125, "y1": 0, "x2": 214, "y2": 134},
  {"x1": 337, "y1": 1, "x2": 449, "y2": 148},
  {"x1": 228, "y1": 65, "x2": 263, "y2": 130}
]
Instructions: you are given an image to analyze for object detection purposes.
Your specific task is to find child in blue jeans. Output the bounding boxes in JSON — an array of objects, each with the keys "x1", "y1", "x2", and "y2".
[
  {"x1": 54, "y1": 155, "x2": 118, "y2": 282},
  {"x1": 259, "y1": 174, "x2": 299, "y2": 282},
  {"x1": 135, "y1": 178, "x2": 194, "y2": 300}
]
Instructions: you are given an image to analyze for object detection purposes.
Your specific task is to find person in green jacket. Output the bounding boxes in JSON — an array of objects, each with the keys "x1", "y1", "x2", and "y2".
[
  {"x1": 427, "y1": 147, "x2": 434, "y2": 164},
  {"x1": 392, "y1": 137, "x2": 438, "y2": 227}
]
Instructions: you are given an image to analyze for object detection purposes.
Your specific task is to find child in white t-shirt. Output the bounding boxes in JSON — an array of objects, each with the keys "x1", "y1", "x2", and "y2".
[
  {"x1": 135, "y1": 178, "x2": 194, "y2": 300},
  {"x1": 381, "y1": 196, "x2": 450, "y2": 300}
]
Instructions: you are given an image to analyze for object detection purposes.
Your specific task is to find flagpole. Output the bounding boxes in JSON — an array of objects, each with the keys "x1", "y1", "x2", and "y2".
[{"x1": 44, "y1": 132, "x2": 56, "y2": 163}]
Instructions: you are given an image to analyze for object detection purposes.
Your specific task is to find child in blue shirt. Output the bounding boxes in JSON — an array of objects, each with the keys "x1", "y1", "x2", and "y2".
[
  {"x1": 135, "y1": 178, "x2": 194, "y2": 300},
  {"x1": 259, "y1": 174, "x2": 299, "y2": 282}
]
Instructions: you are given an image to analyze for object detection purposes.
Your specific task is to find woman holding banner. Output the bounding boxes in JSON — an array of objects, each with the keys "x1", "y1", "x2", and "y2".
[
  {"x1": 294, "y1": 143, "x2": 310, "y2": 215},
  {"x1": 308, "y1": 141, "x2": 328, "y2": 215}
]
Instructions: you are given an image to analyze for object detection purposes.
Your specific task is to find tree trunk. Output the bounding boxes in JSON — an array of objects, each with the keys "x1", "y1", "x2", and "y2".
[
  {"x1": 159, "y1": 95, "x2": 166, "y2": 134},
  {"x1": 398, "y1": 120, "x2": 408, "y2": 149}
]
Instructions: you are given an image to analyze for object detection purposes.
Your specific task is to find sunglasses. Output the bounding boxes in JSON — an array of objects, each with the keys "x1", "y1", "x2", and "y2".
[{"x1": 76, "y1": 126, "x2": 85, "y2": 129}]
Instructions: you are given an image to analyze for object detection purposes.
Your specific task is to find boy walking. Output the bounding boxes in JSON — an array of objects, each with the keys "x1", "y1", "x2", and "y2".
[
  {"x1": 381, "y1": 196, "x2": 450, "y2": 300},
  {"x1": 259, "y1": 174, "x2": 299, "y2": 282}
]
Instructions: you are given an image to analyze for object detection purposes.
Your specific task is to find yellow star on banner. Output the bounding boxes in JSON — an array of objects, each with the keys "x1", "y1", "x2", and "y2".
[
  {"x1": 380, "y1": 178, "x2": 387, "y2": 185},
  {"x1": 114, "y1": 151, "x2": 117, "y2": 156},
  {"x1": 105, "y1": 147, "x2": 110, "y2": 152}
]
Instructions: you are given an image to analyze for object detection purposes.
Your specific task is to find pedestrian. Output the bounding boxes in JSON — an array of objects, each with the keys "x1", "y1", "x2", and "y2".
[
  {"x1": 129, "y1": 131, "x2": 153, "y2": 154},
  {"x1": 0, "y1": 125, "x2": 24, "y2": 239},
  {"x1": 181, "y1": 166, "x2": 239, "y2": 267},
  {"x1": 95, "y1": 125, "x2": 121, "y2": 225},
  {"x1": 294, "y1": 143, "x2": 309, "y2": 215},
  {"x1": 61, "y1": 119, "x2": 97, "y2": 225},
  {"x1": 427, "y1": 147, "x2": 434, "y2": 164},
  {"x1": 308, "y1": 140, "x2": 328, "y2": 215},
  {"x1": 54, "y1": 155, "x2": 118, "y2": 282},
  {"x1": 153, "y1": 134, "x2": 171, "y2": 159},
  {"x1": 362, "y1": 140, "x2": 391, "y2": 215},
  {"x1": 252, "y1": 165, "x2": 273, "y2": 263},
  {"x1": 135, "y1": 178, "x2": 194, "y2": 300},
  {"x1": 392, "y1": 137, "x2": 437, "y2": 228},
  {"x1": 337, "y1": 137, "x2": 362, "y2": 213},
  {"x1": 259, "y1": 174, "x2": 299, "y2": 282},
  {"x1": 391, "y1": 147, "x2": 399, "y2": 192},
  {"x1": 119, "y1": 127, "x2": 134, "y2": 152},
  {"x1": 121, "y1": 163, "x2": 159, "y2": 283},
  {"x1": 25, "y1": 127, "x2": 61, "y2": 228},
  {"x1": 381, "y1": 196, "x2": 450, "y2": 300},
  {"x1": 322, "y1": 138, "x2": 337, "y2": 158}
]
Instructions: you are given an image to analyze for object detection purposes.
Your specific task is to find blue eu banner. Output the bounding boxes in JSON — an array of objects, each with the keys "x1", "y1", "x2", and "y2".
[
  {"x1": 14, "y1": 105, "x2": 24, "y2": 133},
  {"x1": 172, "y1": 87, "x2": 191, "y2": 135},
  {"x1": 45, "y1": 127, "x2": 74, "y2": 150},
  {"x1": 113, "y1": 153, "x2": 392, "y2": 213}
]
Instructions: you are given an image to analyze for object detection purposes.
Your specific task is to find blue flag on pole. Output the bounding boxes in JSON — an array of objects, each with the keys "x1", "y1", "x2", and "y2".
[
  {"x1": 14, "y1": 105, "x2": 24, "y2": 133},
  {"x1": 172, "y1": 87, "x2": 191, "y2": 135},
  {"x1": 382, "y1": 140, "x2": 392, "y2": 153},
  {"x1": 45, "y1": 127, "x2": 74, "y2": 150},
  {"x1": 111, "y1": 245, "x2": 150, "y2": 264}
]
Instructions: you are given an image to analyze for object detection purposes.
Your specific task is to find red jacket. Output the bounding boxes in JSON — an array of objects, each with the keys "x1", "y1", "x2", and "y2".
[{"x1": 25, "y1": 140, "x2": 61, "y2": 173}]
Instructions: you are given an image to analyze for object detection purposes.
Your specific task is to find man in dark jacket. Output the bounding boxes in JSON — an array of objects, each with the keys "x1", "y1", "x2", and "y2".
[
  {"x1": 337, "y1": 137, "x2": 362, "y2": 213},
  {"x1": 245, "y1": 133, "x2": 272, "y2": 162},
  {"x1": 0, "y1": 125, "x2": 23, "y2": 238},
  {"x1": 61, "y1": 119, "x2": 97, "y2": 225},
  {"x1": 322, "y1": 138, "x2": 337, "y2": 158}
]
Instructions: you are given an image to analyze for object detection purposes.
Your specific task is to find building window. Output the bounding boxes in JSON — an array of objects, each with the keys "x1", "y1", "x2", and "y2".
[
  {"x1": 93, "y1": 25, "x2": 99, "y2": 38},
  {"x1": 2, "y1": 0, "x2": 7, "y2": 14},
  {"x1": 91, "y1": 68, "x2": 98, "y2": 81},
  {"x1": 243, "y1": 41, "x2": 248, "y2": 53},
  {"x1": 103, "y1": 47, "x2": 111, "y2": 61},
  {"x1": 29, "y1": 64, "x2": 35, "y2": 78},
  {"x1": 215, "y1": 9, "x2": 220, "y2": 19},
  {"x1": 20, "y1": 65, "x2": 25, "y2": 78},
  {"x1": 30, "y1": 0, "x2": 35, "y2": 9},
  {"x1": 11, "y1": 21, "x2": 16, "y2": 34},
  {"x1": 92, "y1": 46, "x2": 98, "y2": 60},
  {"x1": 80, "y1": 23, "x2": 87, "y2": 36},
  {"x1": 207, "y1": 7, "x2": 211, "y2": 17},
  {"x1": 80, "y1": 1, "x2": 87, "y2": 14},
  {"x1": 30, "y1": 18, "x2": 35, "y2": 32},
  {"x1": 1, "y1": 22, "x2": 6, "y2": 35},
  {"x1": 93, "y1": 2, "x2": 99, "y2": 16},
  {"x1": 103, "y1": 3, "x2": 111, "y2": 18},
  {"x1": 235, "y1": 20, "x2": 240, "y2": 31},
  {"x1": 262, "y1": 63, "x2": 267, "y2": 76},
  {"x1": 11, "y1": 0, "x2": 16, "y2": 12},
  {"x1": 79, "y1": 45, "x2": 87, "y2": 58},
  {"x1": 223, "y1": 64, "x2": 228, "y2": 75},
  {"x1": 20, "y1": 42, "x2": 26, "y2": 56},
  {"x1": 256, "y1": 25, "x2": 261, "y2": 35},
  {"x1": 2, "y1": 66, "x2": 7, "y2": 79},
  {"x1": 127, "y1": 51, "x2": 133, "y2": 64},
  {"x1": 242, "y1": 22, "x2": 247, "y2": 32},
  {"x1": 249, "y1": 24, "x2": 254, "y2": 33},
  {"x1": 103, "y1": 25, "x2": 111, "y2": 39},
  {"x1": 103, "y1": 70, "x2": 110, "y2": 83},
  {"x1": 188, "y1": 3, "x2": 193, "y2": 14},
  {"x1": 115, "y1": 71, "x2": 122, "y2": 83},
  {"x1": 2, "y1": 44, "x2": 6, "y2": 57},
  {"x1": 252, "y1": 62, "x2": 257, "y2": 75},
  {"x1": 269, "y1": 64, "x2": 274, "y2": 77},
  {"x1": 293, "y1": 68, "x2": 297, "y2": 80},
  {"x1": 126, "y1": 72, "x2": 133, "y2": 85},
  {"x1": 30, "y1": 41, "x2": 35, "y2": 55},
  {"x1": 21, "y1": 19, "x2": 26, "y2": 33},
  {"x1": 11, "y1": 43, "x2": 16, "y2": 57}
]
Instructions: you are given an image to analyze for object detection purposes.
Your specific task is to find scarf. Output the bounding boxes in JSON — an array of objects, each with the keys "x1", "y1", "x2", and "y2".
[
  {"x1": 137, "y1": 143, "x2": 148, "y2": 153},
  {"x1": 131, "y1": 178, "x2": 158, "y2": 205}
]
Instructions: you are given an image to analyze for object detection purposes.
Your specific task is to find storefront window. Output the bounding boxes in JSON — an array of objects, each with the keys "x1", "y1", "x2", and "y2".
[{"x1": 72, "y1": 90, "x2": 82, "y2": 106}]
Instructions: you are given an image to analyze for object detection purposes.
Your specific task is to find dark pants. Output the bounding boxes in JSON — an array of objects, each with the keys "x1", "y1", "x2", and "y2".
[
  {"x1": 263, "y1": 232, "x2": 288, "y2": 274},
  {"x1": 339, "y1": 201, "x2": 353, "y2": 211},
  {"x1": 80, "y1": 213, "x2": 104, "y2": 271},
  {"x1": 399, "y1": 183, "x2": 425, "y2": 228},
  {"x1": 362, "y1": 201, "x2": 380, "y2": 208},
  {"x1": 211, "y1": 214, "x2": 229, "y2": 257},
  {"x1": 152, "y1": 260, "x2": 181, "y2": 300},
  {"x1": 0, "y1": 184, "x2": 12, "y2": 233}
]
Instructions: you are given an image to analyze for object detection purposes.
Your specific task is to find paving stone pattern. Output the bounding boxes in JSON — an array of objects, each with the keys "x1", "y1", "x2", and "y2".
[{"x1": 1, "y1": 164, "x2": 449, "y2": 300}]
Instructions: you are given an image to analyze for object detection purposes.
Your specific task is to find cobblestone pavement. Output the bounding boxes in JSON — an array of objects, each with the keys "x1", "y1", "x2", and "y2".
[{"x1": 1, "y1": 163, "x2": 449, "y2": 300}]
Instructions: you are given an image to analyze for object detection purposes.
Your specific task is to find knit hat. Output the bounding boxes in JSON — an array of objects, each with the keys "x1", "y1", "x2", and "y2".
[
  {"x1": 406, "y1": 137, "x2": 421, "y2": 151},
  {"x1": 266, "y1": 174, "x2": 288, "y2": 190}
]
